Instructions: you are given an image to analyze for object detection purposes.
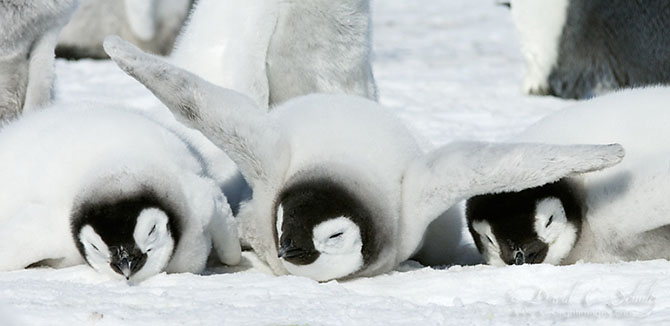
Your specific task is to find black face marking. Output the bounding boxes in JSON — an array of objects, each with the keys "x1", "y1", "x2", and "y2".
[
  {"x1": 71, "y1": 189, "x2": 183, "y2": 266},
  {"x1": 148, "y1": 224, "x2": 157, "y2": 237},
  {"x1": 547, "y1": 0, "x2": 670, "y2": 99},
  {"x1": 273, "y1": 178, "x2": 381, "y2": 270},
  {"x1": 466, "y1": 179, "x2": 583, "y2": 265},
  {"x1": 109, "y1": 245, "x2": 148, "y2": 279}
]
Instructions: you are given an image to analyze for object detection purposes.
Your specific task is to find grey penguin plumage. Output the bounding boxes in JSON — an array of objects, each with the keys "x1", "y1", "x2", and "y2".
[
  {"x1": 511, "y1": 0, "x2": 670, "y2": 99},
  {"x1": 0, "y1": 0, "x2": 79, "y2": 120}
]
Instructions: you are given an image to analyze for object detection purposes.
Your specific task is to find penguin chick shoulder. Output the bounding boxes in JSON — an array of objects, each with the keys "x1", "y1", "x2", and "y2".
[{"x1": 105, "y1": 36, "x2": 625, "y2": 281}]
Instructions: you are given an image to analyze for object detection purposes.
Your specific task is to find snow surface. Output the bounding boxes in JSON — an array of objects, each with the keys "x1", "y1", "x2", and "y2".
[{"x1": 2, "y1": 0, "x2": 668, "y2": 325}]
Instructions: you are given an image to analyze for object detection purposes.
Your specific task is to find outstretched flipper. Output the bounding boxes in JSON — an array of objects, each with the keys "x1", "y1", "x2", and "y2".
[
  {"x1": 398, "y1": 141, "x2": 625, "y2": 259},
  {"x1": 104, "y1": 36, "x2": 289, "y2": 189},
  {"x1": 208, "y1": 190, "x2": 242, "y2": 266}
]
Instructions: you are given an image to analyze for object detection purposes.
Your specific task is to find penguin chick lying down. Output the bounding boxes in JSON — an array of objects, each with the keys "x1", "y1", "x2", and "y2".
[
  {"x1": 0, "y1": 106, "x2": 241, "y2": 282},
  {"x1": 466, "y1": 87, "x2": 670, "y2": 266},
  {"x1": 105, "y1": 36, "x2": 624, "y2": 281}
]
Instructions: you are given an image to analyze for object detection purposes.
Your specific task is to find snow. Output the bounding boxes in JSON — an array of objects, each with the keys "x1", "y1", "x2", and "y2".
[{"x1": 1, "y1": 0, "x2": 667, "y2": 325}]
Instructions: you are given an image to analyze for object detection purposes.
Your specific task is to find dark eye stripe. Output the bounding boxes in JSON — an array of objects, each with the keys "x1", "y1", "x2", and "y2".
[
  {"x1": 546, "y1": 215, "x2": 554, "y2": 228},
  {"x1": 148, "y1": 225, "x2": 157, "y2": 236},
  {"x1": 330, "y1": 232, "x2": 344, "y2": 239},
  {"x1": 91, "y1": 244, "x2": 99, "y2": 251}
]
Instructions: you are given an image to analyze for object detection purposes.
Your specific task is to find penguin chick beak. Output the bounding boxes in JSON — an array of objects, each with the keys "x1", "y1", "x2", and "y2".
[
  {"x1": 110, "y1": 247, "x2": 148, "y2": 280},
  {"x1": 277, "y1": 240, "x2": 308, "y2": 259},
  {"x1": 514, "y1": 251, "x2": 525, "y2": 265}
]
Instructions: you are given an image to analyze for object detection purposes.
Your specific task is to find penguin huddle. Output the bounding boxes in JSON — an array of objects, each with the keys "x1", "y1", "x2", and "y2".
[{"x1": 2, "y1": 0, "x2": 670, "y2": 285}]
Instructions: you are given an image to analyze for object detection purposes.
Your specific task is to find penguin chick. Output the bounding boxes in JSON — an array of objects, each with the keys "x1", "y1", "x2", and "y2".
[
  {"x1": 0, "y1": 105, "x2": 241, "y2": 282},
  {"x1": 467, "y1": 87, "x2": 670, "y2": 266},
  {"x1": 105, "y1": 36, "x2": 625, "y2": 281}
]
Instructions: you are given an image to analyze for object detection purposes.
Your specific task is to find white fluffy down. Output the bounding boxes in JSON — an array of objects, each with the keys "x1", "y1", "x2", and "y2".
[
  {"x1": 0, "y1": 104, "x2": 240, "y2": 277},
  {"x1": 532, "y1": 197, "x2": 577, "y2": 264}
]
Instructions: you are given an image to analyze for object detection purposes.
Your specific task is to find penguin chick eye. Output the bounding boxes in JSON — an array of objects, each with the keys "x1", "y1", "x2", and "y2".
[
  {"x1": 329, "y1": 232, "x2": 344, "y2": 239},
  {"x1": 148, "y1": 225, "x2": 157, "y2": 237},
  {"x1": 91, "y1": 244, "x2": 100, "y2": 252},
  {"x1": 486, "y1": 235, "x2": 494, "y2": 244},
  {"x1": 546, "y1": 215, "x2": 554, "y2": 228}
]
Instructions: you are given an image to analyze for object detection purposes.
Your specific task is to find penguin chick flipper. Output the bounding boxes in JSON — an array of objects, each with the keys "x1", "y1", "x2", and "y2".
[
  {"x1": 0, "y1": 204, "x2": 81, "y2": 271},
  {"x1": 104, "y1": 36, "x2": 288, "y2": 189},
  {"x1": 398, "y1": 141, "x2": 625, "y2": 260},
  {"x1": 208, "y1": 194, "x2": 242, "y2": 266}
]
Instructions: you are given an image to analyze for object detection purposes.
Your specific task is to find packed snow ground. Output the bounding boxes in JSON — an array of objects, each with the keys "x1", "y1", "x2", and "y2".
[{"x1": 2, "y1": 1, "x2": 668, "y2": 325}]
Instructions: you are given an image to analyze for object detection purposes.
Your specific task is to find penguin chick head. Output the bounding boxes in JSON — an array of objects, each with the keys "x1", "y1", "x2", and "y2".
[
  {"x1": 466, "y1": 179, "x2": 582, "y2": 266},
  {"x1": 274, "y1": 179, "x2": 380, "y2": 281},
  {"x1": 72, "y1": 194, "x2": 180, "y2": 283}
]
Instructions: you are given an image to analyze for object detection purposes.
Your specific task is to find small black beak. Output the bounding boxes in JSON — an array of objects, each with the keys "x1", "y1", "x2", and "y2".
[
  {"x1": 514, "y1": 251, "x2": 525, "y2": 265},
  {"x1": 110, "y1": 247, "x2": 147, "y2": 280},
  {"x1": 277, "y1": 240, "x2": 308, "y2": 259},
  {"x1": 497, "y1": 1, "x2": 511, "y2": 8}
]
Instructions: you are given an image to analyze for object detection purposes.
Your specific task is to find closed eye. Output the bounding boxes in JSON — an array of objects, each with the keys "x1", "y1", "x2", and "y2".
[
  {"x1": 486, "y1": 235, "x2": 494, "y2": 244},
  {"x1": 546, "y1": 215, "x2": 554, "y2": 228},
  {"x1": 91, "y1": 244, "x2": 100, "y2": 252},
  {"x1": 330, "y1": 232, "x2": 344, "y2": 239},
  {"x1": 148, "y1": 224, "x2": 157, "y2": 237}
]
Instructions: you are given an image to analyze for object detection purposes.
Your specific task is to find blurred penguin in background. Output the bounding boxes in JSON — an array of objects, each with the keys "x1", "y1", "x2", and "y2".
[
  {"x1": 0, "y1": 0, "x2": 79, "y2": 121},
  {"x1": 510, "y1": 0, "x2": 670, "y2": 99},
  {"x1": 57, "y1": 0, "x2": 194, "y2": 59},
  {"x1": 171, "y1": 0, "x2": 377, "y2": 109}
]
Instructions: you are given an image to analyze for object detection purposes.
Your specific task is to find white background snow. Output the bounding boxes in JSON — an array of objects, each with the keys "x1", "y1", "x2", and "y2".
[{"x1": 2, "y1": 0, "x2": 669, "y2": 325}]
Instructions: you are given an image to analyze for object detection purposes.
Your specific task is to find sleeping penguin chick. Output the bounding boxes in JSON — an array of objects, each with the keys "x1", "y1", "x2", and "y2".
[
  {"x1": 0, "y1": 105, "x2": 241, "y2": 282},
  {"x1": 72, "y1": 190, "x2": 180, "y2": 282},
  {"x1": 467, "y1": 179, "x2": 583, "y2": 266},
  {"x1": 105, "y1": 36, "x2": 625, "y2": 281},
  {"x1": 467, "y1": 87, "x2": 670, "y2": 266},
  {"x1": 274, "y1": 178, "x2": 385, "y2": 281}
]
